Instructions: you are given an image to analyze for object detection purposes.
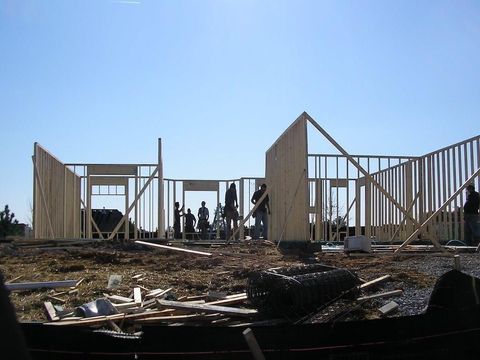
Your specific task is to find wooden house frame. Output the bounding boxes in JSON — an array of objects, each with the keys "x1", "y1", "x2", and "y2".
[
  {"x1": 33, "y1": 141, "x2": 264, "y2": 241},
  {"x1": 265, "y1": 112, "x2": 480, "y2": 249},
  {"x1": 33, "y1": 112, "x2": 479, "y2": 250}
]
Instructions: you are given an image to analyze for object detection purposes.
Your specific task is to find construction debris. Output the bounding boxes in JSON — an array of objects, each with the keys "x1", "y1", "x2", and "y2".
[
  {"x1": 379, "y1": 301, "x2": 399, "y2": 316},
  {"x1": 6, "y1": 280, "x2": 78, "y2": 291}
]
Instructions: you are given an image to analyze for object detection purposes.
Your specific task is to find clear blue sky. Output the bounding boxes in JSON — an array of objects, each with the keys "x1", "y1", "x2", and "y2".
[{"x1": 1, "y1": 0, "x2": 479, "y2": 224}]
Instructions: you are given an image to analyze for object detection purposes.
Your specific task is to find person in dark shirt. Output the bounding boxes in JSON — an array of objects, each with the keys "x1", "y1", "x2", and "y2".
[
  {"x1": 251, "y1": 183, "x2": 270, "y2": 240},
  {"x1": 173, "y1": 202, "x2": 184, "y2": 239},
  {"x1": 184, "y1": 208, "x2": 196, "y2": 240},
  {"x1": 464, "y1": 184, "x2": 480, "y2": 246},
  {"x1": 197, "y1": 201, "x2": 210, "y2": 240},
  {"x1": 224, "y1": 183, "x2": 239, "y2": 240}
]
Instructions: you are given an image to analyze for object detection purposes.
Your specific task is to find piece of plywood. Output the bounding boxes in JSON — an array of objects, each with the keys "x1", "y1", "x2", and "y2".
[
  {"x1": 265, "y1": 114, "x2": 309, "y2": 241},
  {"x1": 33, "y1": 144, "x2": 81, "y2": 239}
]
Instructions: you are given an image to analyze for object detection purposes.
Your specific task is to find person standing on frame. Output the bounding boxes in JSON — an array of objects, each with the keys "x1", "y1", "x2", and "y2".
[
  {"x1": 184, "y1": 208, "x2": 196, "y2": 240},
  {"x1": 464, "y1": 184, "x2": 480, "y2": 246},
  {"x1": 251, "y1": 183, "x2": 270, "y2": 240},
  {"x1": 197, "y1": 201, "x2": 210, "y2": 240},
  {"x1": 173, "y1": 202, "x2": 184, "y2": 239},
  {"x1": 224, "y1": 183, "x2": 239, "y2": 240}
]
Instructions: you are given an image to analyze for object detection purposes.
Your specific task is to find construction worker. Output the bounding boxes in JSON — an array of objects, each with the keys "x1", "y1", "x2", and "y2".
[
  {"x1": 464, "y1": 184, "x2": 480, "y2": 246},
  {"x1": 197, "y1": 201, "x2": 209, "y2": 239},
  {"x1": 251, "y1": 183, "x2": 271, "y2": 240},
  {"x1": 224, "y1": 183, "x2": 239, "y2": 240}
]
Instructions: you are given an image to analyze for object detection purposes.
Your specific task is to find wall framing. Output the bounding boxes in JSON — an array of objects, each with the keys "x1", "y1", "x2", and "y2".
[{"x1": 32, "y1": 113, "x2": 479, "y2": 248}]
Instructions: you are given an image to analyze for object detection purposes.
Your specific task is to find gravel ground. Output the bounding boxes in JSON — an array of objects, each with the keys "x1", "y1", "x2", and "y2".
[
  {"x1": 349, "y1": 252, "x2": 480, "y2": 317},
  {"x1": 2, "y1": 240, "x2": 480, "y2": 323}
]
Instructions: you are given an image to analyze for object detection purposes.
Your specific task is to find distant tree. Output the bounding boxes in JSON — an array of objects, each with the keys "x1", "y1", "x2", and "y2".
[{"x1": 0, "y1": 205, "x2": 21, "y2": 238}]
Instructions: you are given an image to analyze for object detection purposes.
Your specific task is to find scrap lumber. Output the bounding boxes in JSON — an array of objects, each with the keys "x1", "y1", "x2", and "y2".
[
  {"x1": 44, "y1": 301, "x2": 59, "y2": 321},
  {"x1": 357, "y1": 289, "x2": 403, "y2": 302},
  {"x1": 226, "y1": 292, "x2": 247, "y2": 299},
  {"x1": 47, "y1": 308, "x2": 182, "y2": 326},
  {"x1": 105, "y1": 294, "x2": 134, "y2": 303},
  {"x1": 135, "y1": 240, "x2": 212, "y2": 256},
  {"x1": 112, "y1": 302, "x2": 139, "y2": 311},
  {"x1": 184, "y1": 294, "x2": 207, "y2": 301},
  {"x1": 359, "y1": 275, "x2": 391, "y2": 290},
  {"x1": 6, "y1": 280, "x2": 78, "y2": 291},
  {"x1": 206, "y1": 294, "x2": 248, "y2": 306},
  {"x1": 135, "y1": 313, "x2": 222, "y2": 324},
  {"x1": 207, "y1": 291, "x2": 227, "y2": 300},
  {"x1": 243, "y1": 328, "x2": 266, "y2": 360},
  {"x1": 6, "y1": 275, "x2": 23, "y2": 283},
  {"x1": 133, "y1": 287, "x2": 142, "y2": 305},
  {"x1": 379, "y1": 301, "x2": 399, "y2": 316},
  {"x1": 46, "y1": 295, "x2": 66, "y2": 304},
  {"x1": 145, "y1": 288, "x2": 172, "y2": 299},
  {"x1": 157, "y1": 299, "x2": 257, "y2": 317}
]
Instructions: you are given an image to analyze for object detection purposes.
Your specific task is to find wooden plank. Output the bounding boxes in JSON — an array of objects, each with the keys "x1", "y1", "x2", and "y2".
[
  {"x1": 359, "y1": 275, "x2": 391, "y2": 290},
  {"x1": 225, "y1": 292, "x2": 247, "y2": 299},
  {"x1": 112, "y1": 302, "x2": 139, "y2": 311},
  {"x1": 105, "y1": 294, "x2": 134, "y2": 303},
  {"x1": 357, "y1": 289, "x2": 403, "y2": 302},
  {"x1": 135, "y1": 313, "x2": 222, "y2": 324},
  {"x1": 135, "y1": 240, "x2": 212, "y2": 256},
  {"x1": 87, "y1": 164, "x2": 137, "y2": 176},
  {"x1": 133, "y1": 287, "x2": 142, "y2": 305},
  {"x1": 206, "y1": 294, "x2": 248, "y2": 306},
  {"x1": 183, "y1": 180, "x2": 219, "y2": 192},
  {"x1": 6, "y1": 280, "x2": 78, "y2": 291},
  {"x1": 44, "y1": 301, "x2": 59, "y2": 321},
  {"x1": 157, "y1": 299, "x2": 257, "y2": 317}
]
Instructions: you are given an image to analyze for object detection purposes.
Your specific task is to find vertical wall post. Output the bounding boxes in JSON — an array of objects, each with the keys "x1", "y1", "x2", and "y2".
[
  {"x1": 158, "y1": 138, "x2": 165, "y2": 239},
  {"x1": 125, "y1": 182, "x2": 129, "y2": 239},
  {"x1": 87, "y1": 173, "x2": 92, "y2": 239}
]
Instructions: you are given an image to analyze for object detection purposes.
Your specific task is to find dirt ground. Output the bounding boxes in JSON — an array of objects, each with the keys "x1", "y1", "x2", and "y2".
[{"x1": 0, "y1": 239, "x2": 460, "y2": 323}]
